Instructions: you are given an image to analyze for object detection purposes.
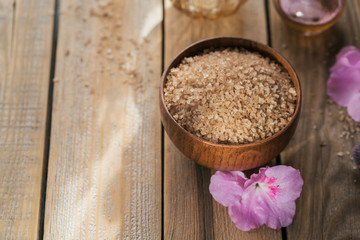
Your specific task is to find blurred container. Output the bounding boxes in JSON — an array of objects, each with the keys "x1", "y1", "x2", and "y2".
[
  {"x1": 273, "y1": 0, "x2": 346, "y2": 36},
  {"x1": 171, "y1": 0, "x2": 247, "y2": 19}
]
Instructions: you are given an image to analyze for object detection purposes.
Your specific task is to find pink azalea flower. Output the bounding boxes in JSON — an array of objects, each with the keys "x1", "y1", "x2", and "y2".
[
  {"x1": 327, "y1": 46, "x2": 360, "y2": 122},
  {"x1": 209, "y1": 165, "x2": 303, "y2": 231}
]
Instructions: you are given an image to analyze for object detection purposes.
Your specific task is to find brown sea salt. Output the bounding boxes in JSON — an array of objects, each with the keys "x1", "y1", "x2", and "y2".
[{"x1": 164, "y1": 48, "x2": 297, "y2": 144}]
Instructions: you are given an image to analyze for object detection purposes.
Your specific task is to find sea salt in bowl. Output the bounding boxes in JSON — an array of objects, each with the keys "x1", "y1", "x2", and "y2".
[{"x1": 160, "y1": 37, "x2": 301, "y2": 171}]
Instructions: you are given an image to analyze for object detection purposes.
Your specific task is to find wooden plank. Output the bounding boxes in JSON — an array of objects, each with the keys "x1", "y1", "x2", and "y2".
[
  {"x1": 0, "y1": 0, "x2": 13, "y2": 78},
  {"x1": 270, "y1": 0, "x2": 360, "y2": 239},
  {"x1": 164, "y1": 0, "x2": 282, "y2": 238},
  {"x1": 0, "y1": 0, "x2": 55, "y2": 239},
  {"x1": 43, "y1": 0, "x2": 162, "y2": 239}
]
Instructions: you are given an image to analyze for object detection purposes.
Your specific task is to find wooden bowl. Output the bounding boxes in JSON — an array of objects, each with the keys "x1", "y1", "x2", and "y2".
[{"x1": 160, "y1": 37, "x2": 301, "y2": 171}]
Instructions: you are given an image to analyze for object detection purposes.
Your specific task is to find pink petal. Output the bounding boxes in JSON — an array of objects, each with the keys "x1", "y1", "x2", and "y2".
[
  {"x1": 327, "y1": 46, "x2": 360, "y2": 122},
  {"x1": 210, "y1": 166, "x2": 303, "y2": 231},
  {"x1": 238, "y1": 166, "x2": 303, "y2": 230},
  {"x1": 262, "y1": 165, "x2": 304, "y2": 203},
  {"x1": 336, "y1": 46, "x2": 357, "y2": 59},
  {"x1": 235, "y1": 186, "x2": 296, "y2": 230},
  {"x1": 209, "y1": 171, "x2": 247, "y2": 207},
  {"x1": 327, "y1": 68, "x2": 360, "y2": 107},
  {"x1": 334, "y1": 46, "x2": 360, "y2": 69},
  {"x1": 228, "y1": 198, "x2": 262, "y2": 231},
  {"x1": 219, "y1": 166, "x2": 303, "y2": 231},
  {"x1": 243, "y1": 167, "x2": 267, "y2": 188},
  {"x1": 244, "y1": 166, "x2": 303, "y2": 203},
  {"x1": 347, "y1": 93, "x2": 360, "y2": 122},
  {"x1": 228, "y1": 184, "x2": 296, "y2": 230},
  {"x1": 327, "y1": 46, "x2": 360, "y2": 107}
]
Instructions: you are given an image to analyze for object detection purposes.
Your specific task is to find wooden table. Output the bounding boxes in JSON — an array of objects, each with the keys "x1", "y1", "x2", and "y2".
[{"x1": 0, "y1": 0, "x2": 360, "y2": 239}]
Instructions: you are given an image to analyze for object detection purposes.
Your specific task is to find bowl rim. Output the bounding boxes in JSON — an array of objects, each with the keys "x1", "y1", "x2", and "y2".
[
  {"x1": 272, "y1": 0, "x2": 346, "y2": 28},
  {"x1": 160, "y1": 36, "x2": 302, "y2": 149}
]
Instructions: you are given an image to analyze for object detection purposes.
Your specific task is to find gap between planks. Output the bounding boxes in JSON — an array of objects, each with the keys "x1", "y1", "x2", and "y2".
[{"x1": 39, "y1": 0, "x2": 61, "y2": 238}]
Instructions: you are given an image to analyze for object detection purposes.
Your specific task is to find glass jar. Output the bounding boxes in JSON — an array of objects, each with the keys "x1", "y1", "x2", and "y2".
[
  {"x1": 273, "y1": 0, "x2": 346, "y2": 36},
  {"x1": 171, "y1": 0, "x2": 247, "y2": 19}
]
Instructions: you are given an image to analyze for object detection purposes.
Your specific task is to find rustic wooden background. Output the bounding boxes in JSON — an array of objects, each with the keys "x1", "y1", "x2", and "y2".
[{"x1": 0, "y1": 0, "x2": 359, "y2": 239}]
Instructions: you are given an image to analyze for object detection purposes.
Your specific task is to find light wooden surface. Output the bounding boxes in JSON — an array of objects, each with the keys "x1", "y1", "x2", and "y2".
[
  {"x1": 164, "y1": 0, "x2": 281, "y2": 239},
  {"x1": 43, "y1": 0, "x2": 162, "y2": 239},
  {"x1": 0, "y1": 0, "x2": 360, "y2": 239},
  {"x1": 0, "y1": 0, "x2": 54, "y2": 239},
  {"x1": 270, "y1": 0, "x2": 360, "y2": 239}
]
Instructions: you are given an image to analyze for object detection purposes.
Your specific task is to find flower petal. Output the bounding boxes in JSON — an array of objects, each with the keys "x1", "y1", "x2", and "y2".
[
  {"x1": 209, "y1": 171, "x2": 247, "y2": 207},
  {"x1": 327, "y1": 46, "x2": 360, "y2": 107},
  {"x1": 228, "y1": 198, "x2": 262, "y2": 231},
  {"x1": 210, "y1": 166, "x2": 304, "y2": 231},
  {"x1": 263, "y1": 165, "x2": 304, "y2": 203},
  {"x1": 327, "y1": 65, "x2": 360, "y2": 107},
  {"x1": 334, "y1": 46, "x2": 360, "y2": 69},
  {"x1": 239, "y1": 186, "x2": 297, "y2": 229},
  {"x1": 226, "y1": 166, "x2": 303, "y2": 230},
  {"x1": 347, "y1": 93, "x2": 360, "y2": 122},
  {"x1": 243, "y1": 167, "x2": 267, "y2": 188}
]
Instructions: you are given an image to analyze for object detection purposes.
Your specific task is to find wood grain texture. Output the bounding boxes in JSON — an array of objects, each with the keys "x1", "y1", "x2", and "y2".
[
  {"x1": 43, "y1": 0, "x2": 162, "y2": 239},
  {"x1": 164, "y1": 0, "x2": 282, "y2": 238},
  {"x1": 0, "y1": 0, "x2": 55, "y2": 239},
  {"x1": 270, "y1": 0, "x2": 360, "y2": 239}
]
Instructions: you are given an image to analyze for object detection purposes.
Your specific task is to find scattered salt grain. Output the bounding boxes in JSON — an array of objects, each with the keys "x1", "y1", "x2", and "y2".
[{"x1": 337, "y1": 151, "x2": 344, "y2": 157}]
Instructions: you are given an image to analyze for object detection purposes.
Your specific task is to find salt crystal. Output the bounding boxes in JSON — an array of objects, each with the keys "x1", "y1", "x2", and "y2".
[{"x1": 164, "y1": 48, "x2": 296, "y2": 144}]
